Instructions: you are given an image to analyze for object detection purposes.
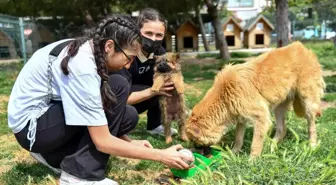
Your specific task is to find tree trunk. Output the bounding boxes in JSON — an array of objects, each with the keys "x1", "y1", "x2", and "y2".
[
  {"x1": 196, "y1": 5, "x2": 210, "y2": 51},
  {"x1": 204, "y1": 0, "x2": 230, "y2": 61},
  {"x1": 275, "y1": 0, "x2": 289, "y2": 47},
  {"x1": 83, "y1": 9, "x2": 96, "y2": 28}
]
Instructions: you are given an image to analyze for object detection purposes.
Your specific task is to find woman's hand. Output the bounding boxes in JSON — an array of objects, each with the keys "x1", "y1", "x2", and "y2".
[
  {"x1": 158, "y1": 144, "x2": 194, "y2": 170},
  {"x1": 131, "y1": 140, "x2": 153, "y2": 148},
  {"x1": 152, "y1": 81, "x2": 175, "y2": 97}
]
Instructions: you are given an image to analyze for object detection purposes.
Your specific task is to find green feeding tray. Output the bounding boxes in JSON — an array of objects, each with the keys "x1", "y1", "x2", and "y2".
[{"x1": 170, "y1": 149, "x2": 222, "y2": 178}]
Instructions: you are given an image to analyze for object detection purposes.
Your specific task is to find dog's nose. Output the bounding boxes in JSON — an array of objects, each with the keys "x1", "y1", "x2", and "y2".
[{"x1": 157, "y1": 62, "x2": 172, "y2": 73}]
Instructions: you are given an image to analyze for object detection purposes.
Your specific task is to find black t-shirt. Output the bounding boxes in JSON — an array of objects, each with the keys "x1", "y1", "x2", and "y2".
[{"x1": 115, "y1": 47, "x2": 166, "y2": 86}]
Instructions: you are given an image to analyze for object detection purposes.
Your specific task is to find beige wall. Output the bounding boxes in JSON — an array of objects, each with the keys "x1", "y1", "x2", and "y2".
[
  {"x1": 245, "y1": 19, "x2": 272, "y2": 48},
  {"x1": 176, "y1": 22, "x2": 198, "y2": 52},
  {"x1": 223, "y1": 19, "x2": 243, "y2": 49}
]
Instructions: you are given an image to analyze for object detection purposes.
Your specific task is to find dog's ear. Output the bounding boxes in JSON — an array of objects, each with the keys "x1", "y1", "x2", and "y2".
[
  {"x1": 174, "y1": 53, "x2": 180, "y2": 62},
  {"x1": 165, "y1": 52, "x2": 180, "y2": 64}
]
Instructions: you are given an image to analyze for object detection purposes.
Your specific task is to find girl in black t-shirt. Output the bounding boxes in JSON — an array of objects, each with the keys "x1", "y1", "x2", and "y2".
[{"x1": 118, "y1": 8, "x2": 178, "y2": 136}]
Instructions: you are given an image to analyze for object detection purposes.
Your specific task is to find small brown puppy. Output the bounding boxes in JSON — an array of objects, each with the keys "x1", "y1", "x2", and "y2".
[
  {"x1": 185, "y1": 42, "x2": 326, "y2": 158},
  {"x1": 152, "y1": 53, "x2": 188, "y2": 143}
]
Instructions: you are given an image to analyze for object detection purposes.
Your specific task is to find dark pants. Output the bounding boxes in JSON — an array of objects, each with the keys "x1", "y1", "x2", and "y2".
[
  {"x1": 14, "y1": 74, "x2": 138, "y2": 181},
  {"x1": 130, "y1": 85, "x2": 161, "y2": 130}
]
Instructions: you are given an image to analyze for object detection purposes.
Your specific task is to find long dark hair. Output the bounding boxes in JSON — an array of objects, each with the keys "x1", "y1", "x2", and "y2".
[
  {"x1": 136, "y1": 8, "x2": 167, "y2": 31},
  {"x1": 60, "y1": 14, "x2": 141, "y2": 113}
]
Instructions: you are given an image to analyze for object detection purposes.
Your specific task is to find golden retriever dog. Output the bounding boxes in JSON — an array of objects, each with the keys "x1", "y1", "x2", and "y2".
[{"x1": 186, "y1": 42, "x2": 326, "y2": 158}]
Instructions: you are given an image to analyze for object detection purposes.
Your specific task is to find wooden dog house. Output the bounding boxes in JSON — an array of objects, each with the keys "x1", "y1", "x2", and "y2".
[
  {"x1": 243, "y1": 14, "x2": 274, "y2": 48},
  {"x1": 0, "y1": 30, "x2": 17, "y2": 59},
  {"x1": 28, "y1": 25, "x2": 55, "y2": 52},
  {"x1": 222, "y1": 16, "x2": 243, "y2": 49},
  {"x1": 176, "y1": 20, "x2": 199, "y2": 52},
  {"x1": 163, "y1": 29, "x2": 173, "y2": 52}
]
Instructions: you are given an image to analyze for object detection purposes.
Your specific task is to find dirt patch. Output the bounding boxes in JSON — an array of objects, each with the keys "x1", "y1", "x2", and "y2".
[
  {"x1": 0, "y1": 134, "x2": 33, "y2": 174},
  {"x1": 0, "y1": 95, "x2": 9, "y2": 114},
  {"x1": 0, "y1": 95, "x2": 9, "y2": 103},
  {"x1": 323, "y1": 70, "x2": 336, "y2": 77},
  {"x1": 321, "y1": 101, "x2": 336, "y2": 110},
  {"x1": 185, "y1": 83, "x2": 202, "y2": 96},
  {"x1": 111, "y1": 168, "x2": 173, "y2": 183},
  {"x1": 10, "y1": 72, "x2": 19, "y2": 81}
]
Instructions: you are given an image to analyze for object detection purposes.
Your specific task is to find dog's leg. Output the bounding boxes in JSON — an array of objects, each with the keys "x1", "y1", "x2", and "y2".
[
  {"x1": 177, "y1": 96, "x2": 188, "y2": 141},
  {"x1": 250, "y1": 110, "x2": 272, "y2": 158},
  {"x1": 232, "y1": 122, "x2": 246, "y2": 153},
  {"x1": 302, "y1": 99, "x2": 319, "y2": 147},
  {"x1": 297, "y1": 88, "x2": 322, "y2": 147},
  {"x1": 273, "y1": 100, "x2": 291, "y2": 143},
  {"x1": 152, "y1": 74, "x2": 165, "y2": 92},
  {"x1": 171, "y1": 73, "x2": 185, "y2": 94},
  {"x1": 177, "y1": 116, "x2": 188, "y2": 141},
  {"x1": 159, "y1": 98, "x2": 173, "y2": 144},
  {"x1": 164, "y1": 118, "x2": 173, "y2": 144}
]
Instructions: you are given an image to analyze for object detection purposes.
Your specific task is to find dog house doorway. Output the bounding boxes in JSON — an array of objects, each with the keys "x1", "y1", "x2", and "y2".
[
  {"x1": 255, "y1": 34, "x2": 264, "y2": 45},
  {"x1": 226, "y1": 36, "x2": 235, "y2": 46},
  {"x1": 183, "y1": 36, "x2": 193, "y2": 49}
]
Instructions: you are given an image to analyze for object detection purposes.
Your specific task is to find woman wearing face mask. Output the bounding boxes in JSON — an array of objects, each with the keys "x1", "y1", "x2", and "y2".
[
  {"x1": 115, "y1": 8, "x2": 177, "y2": 136},
  {"x1": 7, "y1": 14, "x2": 192, "y2": 185}
]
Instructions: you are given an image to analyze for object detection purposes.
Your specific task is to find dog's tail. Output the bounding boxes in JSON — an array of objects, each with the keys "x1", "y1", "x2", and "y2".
[{"x1": 293, "y1": 75, "x2": 326, "y2": 118}]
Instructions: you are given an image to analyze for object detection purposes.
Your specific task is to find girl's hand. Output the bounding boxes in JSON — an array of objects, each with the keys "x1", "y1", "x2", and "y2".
[
  {"x1": 158, "y1": 144, "x2": 193, "y2": 170},
  {"x1": 154, "y1": 81, "x2": 175, "y2": 97}
]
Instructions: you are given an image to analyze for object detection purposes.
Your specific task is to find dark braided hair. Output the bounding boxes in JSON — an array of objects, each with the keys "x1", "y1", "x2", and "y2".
[
  {"x1": 60, "y1": 14, "x2": 141, "y2": 114},
  {"x1": 136, "y1": 8, "x2": 167, "y2": 32}
]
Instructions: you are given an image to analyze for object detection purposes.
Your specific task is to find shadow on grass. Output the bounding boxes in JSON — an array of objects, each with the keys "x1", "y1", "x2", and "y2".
[{"x1": 0, "y1": 162, "x2": 58, "y2": 185}]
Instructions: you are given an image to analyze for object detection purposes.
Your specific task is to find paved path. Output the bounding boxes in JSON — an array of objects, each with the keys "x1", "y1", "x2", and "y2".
[{"x1": 0, "y1": 59, "x2": 21, "y2": 65}]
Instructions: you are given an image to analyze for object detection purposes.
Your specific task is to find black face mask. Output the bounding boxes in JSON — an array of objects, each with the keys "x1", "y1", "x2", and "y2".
[{"x1": 142, "y1": 36, "x2": 162, "y2": 54}]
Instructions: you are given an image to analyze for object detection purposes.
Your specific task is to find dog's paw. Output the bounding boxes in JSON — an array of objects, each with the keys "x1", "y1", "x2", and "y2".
[
  {"x1": 151, "y1": 86, "x2": 160, "y2": 92},
  {"x1": 165, "y1": 136, "x2": 173, "y2": 144},
  {"x1": 270, "y1": 139, "x2": 279, "y2": 154},
  {"x1": 176, "y1": 86, "x2": 185, "y2": 94},
  {"x1": 181, "y1": 134, "x2": 189, "y2": 142},
  {"x1": 310, "y1": 140, "x2": 320, "y2": 150},
  {"x1": 232, "y1": 147, "x2": 241, "y2": 154},
  {"x1": 248, "y1": 156, "x2": 257, "y2": 164}
]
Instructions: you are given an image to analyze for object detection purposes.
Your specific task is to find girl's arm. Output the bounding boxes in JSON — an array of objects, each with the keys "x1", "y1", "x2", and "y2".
[
  {"x1": 88, "y1": 125, "x2": 192, "y2": 169},
  {"x1": 127, "y1": 82, "x2": 175, "y2": 105}
]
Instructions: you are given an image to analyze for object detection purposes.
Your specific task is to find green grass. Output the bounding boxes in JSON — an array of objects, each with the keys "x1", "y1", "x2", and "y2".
[
  {"x1": 304, "y1": 41, "x2": 336, "y2": 71},
  {"x1": 0, "y1": 63, "x2": 22, "y2": 135},
  {"x1": 324, "y1": 75, "x2": 336, "y2": 93},
  {"x1": 323, "y1": 93, "x2": 336, "y2": 102},
  {"x1": 324, "y1": 75, "x2": 336, "y2": 84},
  {"x1": 0, "y1": 42, "x2": 336, "y2": 184}
]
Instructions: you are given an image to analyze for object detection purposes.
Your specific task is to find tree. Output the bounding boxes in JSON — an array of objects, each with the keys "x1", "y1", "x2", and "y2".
[
  {"x1": 275, "y1": 0, "x2": 290, "y2": 47},
  {"x1": 204, "y1": 0, "x2": 230, "y2": 60},
  {"x1": 195, "y1": 4, "x2": 210, "y2": 51}
]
